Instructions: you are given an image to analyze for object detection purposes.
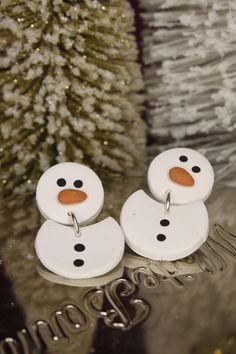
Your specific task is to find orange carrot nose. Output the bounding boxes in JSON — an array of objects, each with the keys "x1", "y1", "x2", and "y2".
[
  {"x1": 169, "y1": 167, "x2": 195, "y2": 187},
  {"x1": 58, "y1": 189, "x2": 87, "y2": 204}
]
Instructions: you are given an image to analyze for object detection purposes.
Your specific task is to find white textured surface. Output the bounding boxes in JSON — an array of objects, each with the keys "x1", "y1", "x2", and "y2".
[
  {"x1": 35, "y1": 217, "x2": 124, "y2": 279},
  {"x1": 120, "y1": 190, "x2": 209, "y2": 261},
  {"x1": 147, "y1": 148, "x2": 214, "y2": 204},
  {"x1": 36, "y1": 162, "x2": 104, "y2": 225}
]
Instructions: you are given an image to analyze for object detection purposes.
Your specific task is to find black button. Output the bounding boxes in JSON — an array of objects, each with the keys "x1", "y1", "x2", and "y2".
[
  {"x1": 157, "y1": 234, "x2": 166, "y2": 242},
  {"x1": 74, "y1": 243, "x2": 85, "y2": 252},
  {"x1": 160, "y1": 219, "x2": 170, "y2": 227},
  {"x1": 73, "y1": 259, "x2": 84, "y2": 267}
]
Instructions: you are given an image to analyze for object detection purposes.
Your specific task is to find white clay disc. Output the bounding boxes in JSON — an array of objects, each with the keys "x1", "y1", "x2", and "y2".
[
  {"x1": 120, "y1": 190, "x2": 209, "y2": 261},
  {"x1": 36, "y1": 162, "x2": 104, "y2": 225},
  {"x1": 147, "y1": 148, "x2": 214, "y2": 205},
  {"x1": 35, "y1": 217, "x2": 124, "y2": 279},
  {"x1": 36, "y1": 261, "x2": 124, "y2": 288}
]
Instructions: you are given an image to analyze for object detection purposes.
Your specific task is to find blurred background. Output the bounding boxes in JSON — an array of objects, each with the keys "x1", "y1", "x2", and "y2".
[
  {"x1": 1, "y1": 0, "x2": 236, "y2": 202},
  {"x1": 1, "y1": 1, "x2": 236, "y2": 354}
]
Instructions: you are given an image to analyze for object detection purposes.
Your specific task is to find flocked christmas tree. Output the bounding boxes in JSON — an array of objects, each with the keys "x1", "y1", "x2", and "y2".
[
  {"x1": 0, "y1": 0, "x2": 145, "y2": 199},
  {"x1": 141, "y1": 0, "x2": 236, "y2": 183}
]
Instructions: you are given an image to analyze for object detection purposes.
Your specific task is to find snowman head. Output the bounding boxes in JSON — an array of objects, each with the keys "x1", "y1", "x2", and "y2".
[
  {"x1": 147, "y1": 148, "x2": 214, "y2": 205},
  {"x1": 36, "y1": 162, "x2": 104, "y2": 225}
]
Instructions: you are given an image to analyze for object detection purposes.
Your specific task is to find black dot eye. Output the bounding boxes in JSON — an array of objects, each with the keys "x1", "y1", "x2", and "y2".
[
  {"x1": 179, "y1": 155, "x2": 188, "y2": 162},
  {"x1": 192, "y1": 166, "x2": 201, "y2": 173},
  {"x1": 74, "y1": 180, "x2": 83, "y2": 188},
  {"x1": 57, "y1": 178, "x2": 66, "y2": 187}
]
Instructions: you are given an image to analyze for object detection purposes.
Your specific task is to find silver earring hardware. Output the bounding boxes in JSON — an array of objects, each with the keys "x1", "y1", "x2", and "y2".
[
  {"x1": 68, "y1": 211, "x2": 81, "y2": 237},
  {"x1": 165, "y1": 190, "x2": 171, "y2": 213}
]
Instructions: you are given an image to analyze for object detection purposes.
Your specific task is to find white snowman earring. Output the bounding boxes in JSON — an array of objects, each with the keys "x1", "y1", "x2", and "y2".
[
  {"x1": 120, "y1": 148, "x2": 214, "y2": 261},
  {"x1": 35, "y1": 162, "x2": 124, "y2": 279}
]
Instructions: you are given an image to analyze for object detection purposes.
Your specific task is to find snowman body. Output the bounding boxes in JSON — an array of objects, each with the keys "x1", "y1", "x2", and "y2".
[
  {"x1": 35, "y1": 162, "x2": 124, "y2": 279},
  {"x1": 120, "y1": 148, "x2": 214, "y2": 261},
  {"x1": 36, "y1": 217, "x2": 124, "y2": 279},
  {"x1": 120, "y1": 190, "x2": 208, "y2": 261}
]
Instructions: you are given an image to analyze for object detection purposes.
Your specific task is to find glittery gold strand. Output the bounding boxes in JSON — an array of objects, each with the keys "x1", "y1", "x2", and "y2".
[{"x1": 0, "y1": 0, "x2": 145, "y2": 200}]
